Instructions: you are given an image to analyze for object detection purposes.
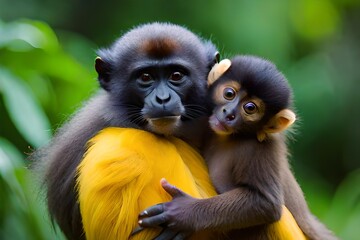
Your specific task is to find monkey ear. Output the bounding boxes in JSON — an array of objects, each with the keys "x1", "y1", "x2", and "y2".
[
  {"x1": 207, "y1": 59, "x2": 231, "y2": 86},
  {"x1": 95, "y1": 57, "x2": 112, "y2": 91},
  {"x1": 214, "y1": 51, "x2": 220, "y2": 64},
  {"x1": 257, "y1": 109, "x2": 296, "y2": 142},
  {"x1": 265, "y1": 109, "x2": 296, "y2": 134}
]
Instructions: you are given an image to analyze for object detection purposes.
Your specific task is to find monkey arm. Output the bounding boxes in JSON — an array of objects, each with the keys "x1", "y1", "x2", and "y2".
[
  {"x1": 139, "y1": 179, "x2": 283, "y2": 232},
  {"x1": 138, "y1": 140, "x2": 287, "y2": 232},
  {"x1": 139, "y1": 180, "x2": 308, "y2": 240},
  {"x1": 282, "y1": 169, "x2": 338, "y2": 240}
]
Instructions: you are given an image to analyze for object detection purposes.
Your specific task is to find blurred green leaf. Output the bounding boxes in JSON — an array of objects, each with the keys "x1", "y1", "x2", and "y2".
[
  {"x1": 0, "y1": 138, "x2": 24, "y2": 194},
  {"x1": 0, "y1": 19, "x2": 59, "y2": 52},
  {"x1": 0, "y1": 139, "x2": 65, "y2": 240},
  {"x1": 0, "y1": 137, "x2": 23, "y2": 168},
  {"x1": 290, "y1": 0, "x2": 340, "y2": 42},
  {"x1": 340, "y1": 202, "x2": 360, "y2": 240},
  {"x1": 286, "y1": 53, "x2": 336, "y2": 138},
  {"x1": 295, "y1": 165, "x2": 333, "y2": 219},
  {"x1": 0, "y1": 68, "x2": 51, "y2": 148},
  {"x1": 324, "y1": 169, "x2": 360, "y2": 237},
  {"x1": 58, "y1": 30, "x2": 99, "y2": 67}
]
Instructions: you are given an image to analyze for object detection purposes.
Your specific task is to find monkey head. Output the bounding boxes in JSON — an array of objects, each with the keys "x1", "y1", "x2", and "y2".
[
  {"x1": 94, "y1": 23, "x2": 218, "y2": 135},
  {"x1": 208, "y1": 56, "x2": 296, "y2": 141}
]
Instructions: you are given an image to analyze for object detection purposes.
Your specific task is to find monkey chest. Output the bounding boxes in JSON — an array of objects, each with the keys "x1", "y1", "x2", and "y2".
[{"x1": 207, "y1": 152, "x2": 239, "y2": 193}]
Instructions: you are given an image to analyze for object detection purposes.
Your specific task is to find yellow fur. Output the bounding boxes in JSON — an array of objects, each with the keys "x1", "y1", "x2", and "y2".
[
  {"x1": 77, "y1": 128, "x2": 216, "y2": 240},
  {"x1": 267, "y1": 206, "x2": 308, "y2": 240},
  {"x1": 76, "y1": 127, "x2": 307, "y2": 240}
]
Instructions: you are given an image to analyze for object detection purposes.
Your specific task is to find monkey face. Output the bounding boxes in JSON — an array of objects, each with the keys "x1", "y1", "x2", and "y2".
[
  {"x1": 134, "y1": 63, "x2": 192, "y2": 135},
  {"x1": 208, "y1": 55, "x2": 296, "y2": 139},
  {"x1": 95, "y1": 23, "x2": 217, "y2": 135},
  {"x1": 209, "y1": 80, "x2": 265, "y2": 135}
]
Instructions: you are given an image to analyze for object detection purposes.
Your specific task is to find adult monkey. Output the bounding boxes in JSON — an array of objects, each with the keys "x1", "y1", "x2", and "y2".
[{"x1": 34, "y1": 22, "x2": 219, "y2": 240}]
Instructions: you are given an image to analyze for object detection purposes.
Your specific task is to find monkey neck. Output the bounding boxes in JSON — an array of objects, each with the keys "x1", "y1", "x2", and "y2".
[
  {"x1": 228, "y1": 131, "x2": 286, "y2": 145},
  {"x1": 231, "y1": 131, "x2": 258, "y2": 140}
]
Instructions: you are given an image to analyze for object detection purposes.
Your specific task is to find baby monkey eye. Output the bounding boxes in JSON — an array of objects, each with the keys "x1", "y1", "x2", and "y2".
[
  {"x1": 223, "y1": 87, "x2": 236, "y2": 100},
  {"x1": 170, "y1": 71, "x2": 184, "y2": 81},
  {"x1": 243, "y1": 102, "x2": 257, "y2": 114},
  {"x1": 140, "y1": 73, "x2": 152, "y2": 82}
]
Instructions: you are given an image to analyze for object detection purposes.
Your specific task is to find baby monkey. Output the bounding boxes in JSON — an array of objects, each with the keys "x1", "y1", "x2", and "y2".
[{"x1": 139, "y1": 56, "x2": 337, "y2": 240}]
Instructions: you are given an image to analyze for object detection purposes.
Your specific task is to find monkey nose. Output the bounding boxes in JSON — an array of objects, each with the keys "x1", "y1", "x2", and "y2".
[
  {"x1": 225, "y1": 114, "x2": 235, "y2": 121},
  {"x1": 155, "y1": 95, "x2": 171, "y2": 104}
]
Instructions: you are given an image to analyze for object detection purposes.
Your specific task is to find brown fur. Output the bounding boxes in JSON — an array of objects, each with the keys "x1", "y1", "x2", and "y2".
[
  {"x1": 141, "y1": 37, "x2": 179, "y2": 58},
  {"x1": 200, "y1": 56, "x2": 337, "y2": 239},
  {"x1": 138, "y1": 56, "x2": 337, "y2": 240},
  {"x1": 202, "y1": 133, "x2": 287, "y2": 237},
  {"x1": 201, "y1": 133, "x2": 337, "y2": 240}
]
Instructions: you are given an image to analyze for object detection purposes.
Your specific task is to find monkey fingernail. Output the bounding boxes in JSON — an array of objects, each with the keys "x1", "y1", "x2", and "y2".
[{"x1": 139, "y1": 210, "x2": 148, "y2": 217}]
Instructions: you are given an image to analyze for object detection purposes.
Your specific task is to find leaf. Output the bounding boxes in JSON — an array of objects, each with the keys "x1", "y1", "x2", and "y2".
[
  {"x1": 0, "y1": 138, "x2": 65, "y2": 240},
  {"x1": 0, "y1": 19, "x2": 59, "y2": 52},
  {"x1": 0, "y1": 138, "x2": 25, "y2": 204},
  {"x1": 0, "y1": 137, "x2": 23, "y2": 170},
  {"x1": 0, "y1": 67, "x2": 52, "y2": 148},
  {"x1": 324, "y1": 169, "x2": 360, "y2": 235}
]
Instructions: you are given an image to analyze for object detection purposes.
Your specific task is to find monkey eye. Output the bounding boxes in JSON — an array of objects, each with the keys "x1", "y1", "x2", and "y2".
[
  {"x1": 140, "y1": 73, "x2": 153, "y2": 82},
  {"x1": 223, "y1": 87, "x2": 236, "y2": 100},
  {"x1": 170, "y1": 72, "x2": 184, "y2": 81},
  {"x1": 243, "y1": 102, "x2": 257, "y2": 114}
]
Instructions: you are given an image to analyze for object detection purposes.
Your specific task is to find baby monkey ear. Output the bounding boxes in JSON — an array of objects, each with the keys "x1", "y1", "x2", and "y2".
[
  {"x1": 207, "y1": 59, "x2": 231, "y2": 86},
  {"x1": 257, "y1": 109, "x2": 296, "y2": 142},
  {"x1": 266, "y1": 109, "x2": 296, "y2": 133}
]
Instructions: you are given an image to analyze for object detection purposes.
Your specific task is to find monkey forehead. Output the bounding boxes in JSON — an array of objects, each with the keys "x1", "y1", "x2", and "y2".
[
  {"x1": 214, "y1": 80, "x2": 241, "y2": 91},
  {"x1": 225, "y1": 55, "x2": 293, "y2": 111},
  {"x1": 140, "y1": 37, "x2": 179, "y2": 58},
  {"x1": 112, "y1": 23, "x2": 208, "y2": 61}
]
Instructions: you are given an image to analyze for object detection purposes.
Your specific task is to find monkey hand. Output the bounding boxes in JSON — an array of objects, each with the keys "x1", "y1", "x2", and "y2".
[{"x1": 138, "y1": 178, "x2": 199, "y2": 239}]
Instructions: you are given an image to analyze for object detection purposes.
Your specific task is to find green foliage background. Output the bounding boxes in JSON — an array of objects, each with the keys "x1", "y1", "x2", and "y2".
[{"x1": 0, "y1": 0, "x2": 359, "y2": 239}]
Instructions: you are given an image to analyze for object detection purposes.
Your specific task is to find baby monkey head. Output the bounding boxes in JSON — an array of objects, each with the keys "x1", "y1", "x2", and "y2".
[{"x1": 208, "y1": 56, "x2": 296, "y2": 141}]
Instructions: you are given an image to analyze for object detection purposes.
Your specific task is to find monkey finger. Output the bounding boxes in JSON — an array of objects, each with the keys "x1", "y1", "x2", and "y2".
[
  {"x1": 139, "y1": 204, "x2": 164, "y2": 218},
  {"x1": 160, "y1": 178, "x2": 185, "y2": 198},
  {"x1": 173, "y1": 232, "x2": 191, "y2": 240},
  {"x1": 138, "y1": 213, "x2": 168, "y2": 227},
  {"x1": 130, "y1": 226, "x2": 144, "y2": 236},
  {"x1": 154, "y1": 228, "x2": 178, "y2": 240}
]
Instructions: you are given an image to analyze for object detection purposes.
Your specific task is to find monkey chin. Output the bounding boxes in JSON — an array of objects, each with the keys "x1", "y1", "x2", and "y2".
[
  {"x1": 209, "y1": 115, "x2": 233, "y2": 136},
  {"x1": 147, "y1": 116, "x2": 181, "y2": 136}
]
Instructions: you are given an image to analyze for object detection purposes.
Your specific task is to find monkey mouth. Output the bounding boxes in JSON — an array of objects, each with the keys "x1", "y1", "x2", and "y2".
[
  {"x1": 209, "y1": 115, "x2": 232, "y2": 135},
  {"x1": 149, "y1": 116, "x2": 180, "y2": 126},
  {"x1": 147, "y1": 116, "x2": 181, "y2": 135}
]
